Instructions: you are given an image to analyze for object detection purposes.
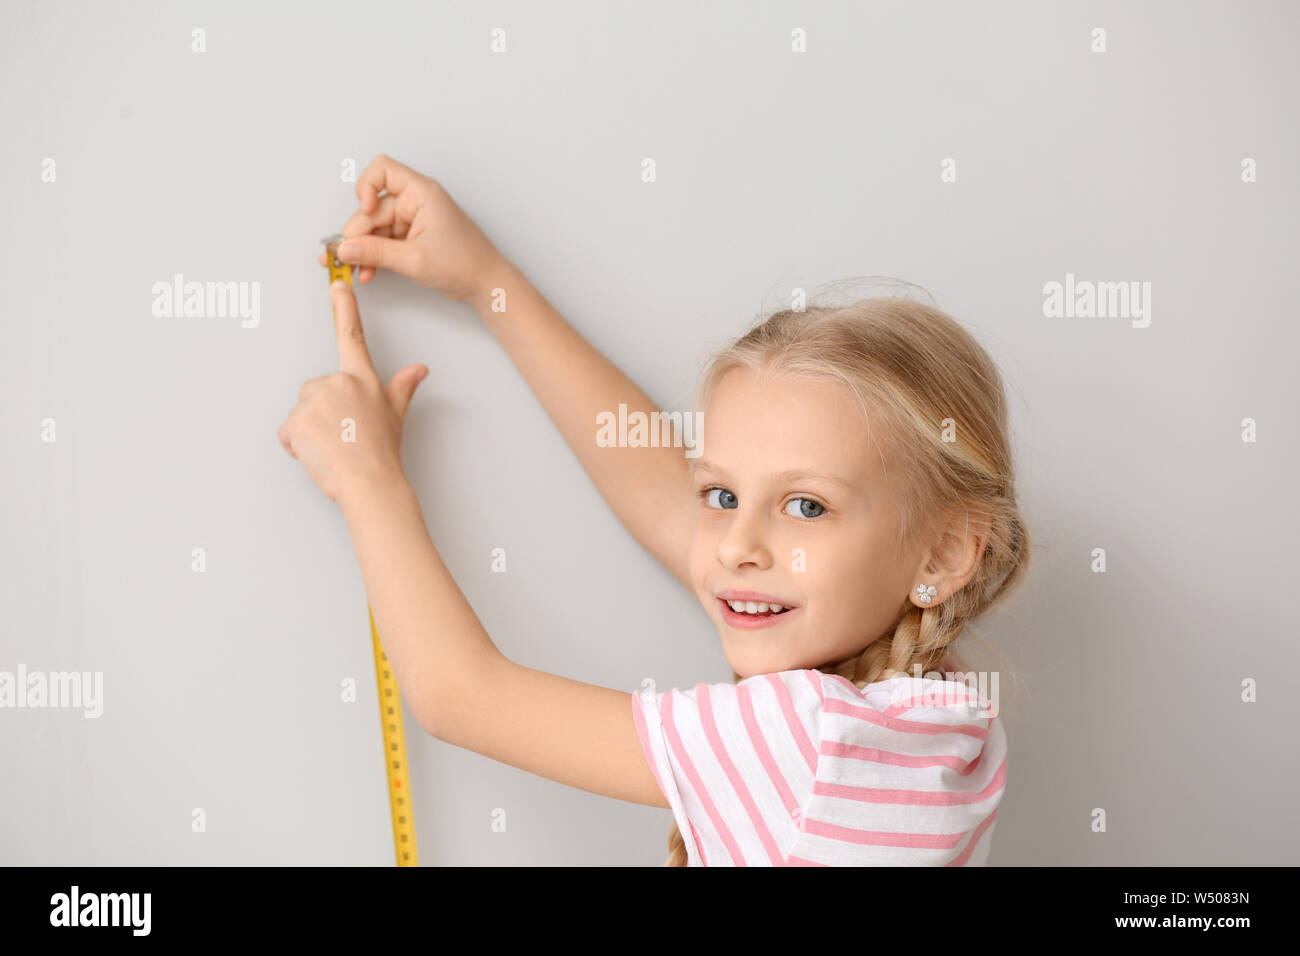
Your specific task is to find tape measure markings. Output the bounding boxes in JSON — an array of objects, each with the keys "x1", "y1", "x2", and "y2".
[{"x1": 323, "y1": 233, "x2": 420, "y2": 866}]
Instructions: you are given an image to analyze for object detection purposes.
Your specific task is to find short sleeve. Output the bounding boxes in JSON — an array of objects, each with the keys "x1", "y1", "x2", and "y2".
[{"x1": 630, "y1": 669, "x2": 824, "y2": 866}]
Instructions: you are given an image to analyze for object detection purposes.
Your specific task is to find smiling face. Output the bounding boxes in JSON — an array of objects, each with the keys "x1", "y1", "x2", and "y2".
[{"x1": 689, "y1": 366, "x2": 921, "y2": 678}]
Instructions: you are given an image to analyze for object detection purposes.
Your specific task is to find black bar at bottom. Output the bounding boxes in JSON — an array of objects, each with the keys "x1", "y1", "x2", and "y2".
[{"x1": 0, "y1": 865, "x2": 1281, "y2": 940}]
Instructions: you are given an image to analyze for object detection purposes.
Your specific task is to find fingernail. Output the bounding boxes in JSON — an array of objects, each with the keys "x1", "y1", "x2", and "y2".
[
  {"x1": 330, "y1": 280, "x2": 348, "y2": 292},
  {"x1": 336, "y1": 241, "x2": 358, "y2": 261}
]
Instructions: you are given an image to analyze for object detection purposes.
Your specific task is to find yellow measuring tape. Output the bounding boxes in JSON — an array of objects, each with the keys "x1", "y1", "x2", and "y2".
[{"x1": 323, "y1": 233, "x2": 420, "y2": 866}]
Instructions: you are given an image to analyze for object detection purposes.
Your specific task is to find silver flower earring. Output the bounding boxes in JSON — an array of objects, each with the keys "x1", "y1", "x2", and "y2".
[{"x1": 915, "y1": 584, "x2": 938, "y2": 605}]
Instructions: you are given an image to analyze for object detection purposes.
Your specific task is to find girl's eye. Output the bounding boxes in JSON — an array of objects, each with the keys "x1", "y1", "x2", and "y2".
[
  {"x1": 784, "y1": 497, "x2": 825, "y2": 519},
  {"x1": 703, "y1": 487, "x2": 738, "y2": 510},
  {"x1": 702, "y1": 488, "x2": 824, "y2": 518}
]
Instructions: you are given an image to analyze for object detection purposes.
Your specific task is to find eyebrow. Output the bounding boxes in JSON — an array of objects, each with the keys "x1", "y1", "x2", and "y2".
[{"x1": 691, "y1": 459, "x2": 860, "y2": 493}]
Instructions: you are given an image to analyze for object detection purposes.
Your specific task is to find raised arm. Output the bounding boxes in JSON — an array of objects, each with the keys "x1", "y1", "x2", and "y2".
[
  {"x1": 278, "y1": 281, "x2": 669, "y2": 810},
  {"x1": 324, "y1": 154, "x2": 697, "y2": 590},
  {"x1": 465, "y1": 262, "x2": 696, "y2": 589},
  {"x1": 343, "y1": 471, "x2": 670, "y2": 811}
]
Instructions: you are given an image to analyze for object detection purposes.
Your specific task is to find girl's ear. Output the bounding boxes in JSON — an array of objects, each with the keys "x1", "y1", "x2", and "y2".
[{"x1": 911, "y1": 509, "x2": 992, "y2": 604}]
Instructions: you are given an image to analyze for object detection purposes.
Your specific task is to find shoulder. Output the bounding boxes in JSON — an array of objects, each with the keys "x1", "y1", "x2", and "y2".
[
  {"x1": 634, "y1": 669, "x2": 823, "y2": 716},
  {"x1": 632, "y1": 669, "x2": 1002, "y2": 766},
  {"x1": 814, "y1": 670, "x2": 1005, "y2": 765},
  {"x1": 631, "y1": 669, "x2": 826, "y2": 768},
  {"x1": 637, "y1": 670, "x2": 995, "y2": 726},
  {"x1": 689, "y1": 670, "x2": 821, "y2": 734},
  {"x1": 818, "y1": 671, "x2": 990, "y2": 711},
  {"x1": 732, "y1": 669, "x2": 826, "y2": 708}
]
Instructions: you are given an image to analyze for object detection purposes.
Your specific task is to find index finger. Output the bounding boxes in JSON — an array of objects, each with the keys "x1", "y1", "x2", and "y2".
[
  {"x1": 330, "y1": 281, "x2": 377, "y2": 379},
  {"x1": 356, "y1": 153, "x2": 421, "y2": 214}
]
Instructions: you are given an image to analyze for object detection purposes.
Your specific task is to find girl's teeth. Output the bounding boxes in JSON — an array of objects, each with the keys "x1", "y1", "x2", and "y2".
[{"x1": 726, "y1": 600, "x2": 786, "y2": 614}]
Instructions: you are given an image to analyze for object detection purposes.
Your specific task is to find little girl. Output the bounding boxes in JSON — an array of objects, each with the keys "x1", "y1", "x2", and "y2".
[{"x1": 280, "y1": 154, "x2": 1029, "y2": 867}]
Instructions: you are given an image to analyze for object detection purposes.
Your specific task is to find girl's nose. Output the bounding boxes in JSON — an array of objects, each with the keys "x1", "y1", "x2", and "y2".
[{"x1": 717, "y1": 512, "x2": 774, "y2": 571}]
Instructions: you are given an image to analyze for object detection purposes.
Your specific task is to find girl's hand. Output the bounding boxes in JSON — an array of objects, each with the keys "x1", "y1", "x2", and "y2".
[
  {"x1": 278, "y1": 281, "x2": 428, "y2": 506},
  {"x1": 318, "y1": 153, "x2": 508, "y2": 301}
]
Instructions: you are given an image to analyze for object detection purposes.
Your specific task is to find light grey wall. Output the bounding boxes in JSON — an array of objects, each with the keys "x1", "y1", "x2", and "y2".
[{"x1": 3, "y1": 0, "x2": 1297, "y2": 865}]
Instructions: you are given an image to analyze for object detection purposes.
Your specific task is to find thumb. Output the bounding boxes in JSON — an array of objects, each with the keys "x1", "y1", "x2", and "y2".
[
  {"x1": 336, "y1": 234, "x2": 422, "y2": 279},
  {"x1": 386, "y1": 364, "x2": 428, "y2": 420}
]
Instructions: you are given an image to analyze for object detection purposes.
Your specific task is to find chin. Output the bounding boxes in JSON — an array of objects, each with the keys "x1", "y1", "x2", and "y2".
[
  {"x1": 716, "y1": 617, "x2": 803, "y2": 678},
  {"x1": 721, "y1": 646, "x2": 778, "y2": 681}
]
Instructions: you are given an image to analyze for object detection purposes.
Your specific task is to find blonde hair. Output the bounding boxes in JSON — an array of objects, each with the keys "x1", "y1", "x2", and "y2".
[{"x1": 663, "y1": 280, "x2": 1030, "y2": 866}]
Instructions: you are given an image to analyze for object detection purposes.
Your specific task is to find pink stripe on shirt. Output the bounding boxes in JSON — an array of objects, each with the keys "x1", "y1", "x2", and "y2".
[
  {"x1": 736, "y1": 684, "x2": 799, "y2": 815},
  {"x1": 632, "y1": 670, "x2": 1007, "y2": 866},
  {"x1": 823, "y1": 695, "x2": 990, "y2": 741},
  {"x1": 660, "y1": 691, "x2": 748, "y2": 865},
  {"x1": 813, "y1": 754, "x2": 1006, "y2": 805},
  {"x1": 698, "y1": 685, "x2": 784, "y2": 864},
  {"x1": 820, "y1": 738, "x2": 983, "y2": 774}
]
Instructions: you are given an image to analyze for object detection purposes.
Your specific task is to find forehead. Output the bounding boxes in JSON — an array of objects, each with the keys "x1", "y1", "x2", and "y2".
[{"x1": 696, "y1": 368, "x2": 886, "y2": 485}]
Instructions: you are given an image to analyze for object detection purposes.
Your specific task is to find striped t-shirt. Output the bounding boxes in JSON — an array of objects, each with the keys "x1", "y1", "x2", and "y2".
[{"x1": 630, "y1": 668, "x2": 1006, "y2": 866}]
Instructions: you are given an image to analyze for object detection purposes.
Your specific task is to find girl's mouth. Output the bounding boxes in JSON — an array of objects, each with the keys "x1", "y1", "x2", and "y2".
[{"x1": 718, "y1": 597, "x2": 797, "y2": 630}]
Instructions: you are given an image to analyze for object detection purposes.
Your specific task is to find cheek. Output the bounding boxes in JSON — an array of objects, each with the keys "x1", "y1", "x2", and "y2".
[
  {"x1": 835, "y1": 548, "x2": 908, "y2": 636},
  {"x1": 687, "y1": 529, "x2": 710, "y2": 589},
  {"x1": 808, "y1": 540, "x2": 891, "y2": 611}
]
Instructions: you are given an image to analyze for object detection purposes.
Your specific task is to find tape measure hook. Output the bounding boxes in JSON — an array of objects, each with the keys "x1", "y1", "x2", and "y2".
[{"x1": 321, "y1": 233, "x2": 346, "y2": 268}]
